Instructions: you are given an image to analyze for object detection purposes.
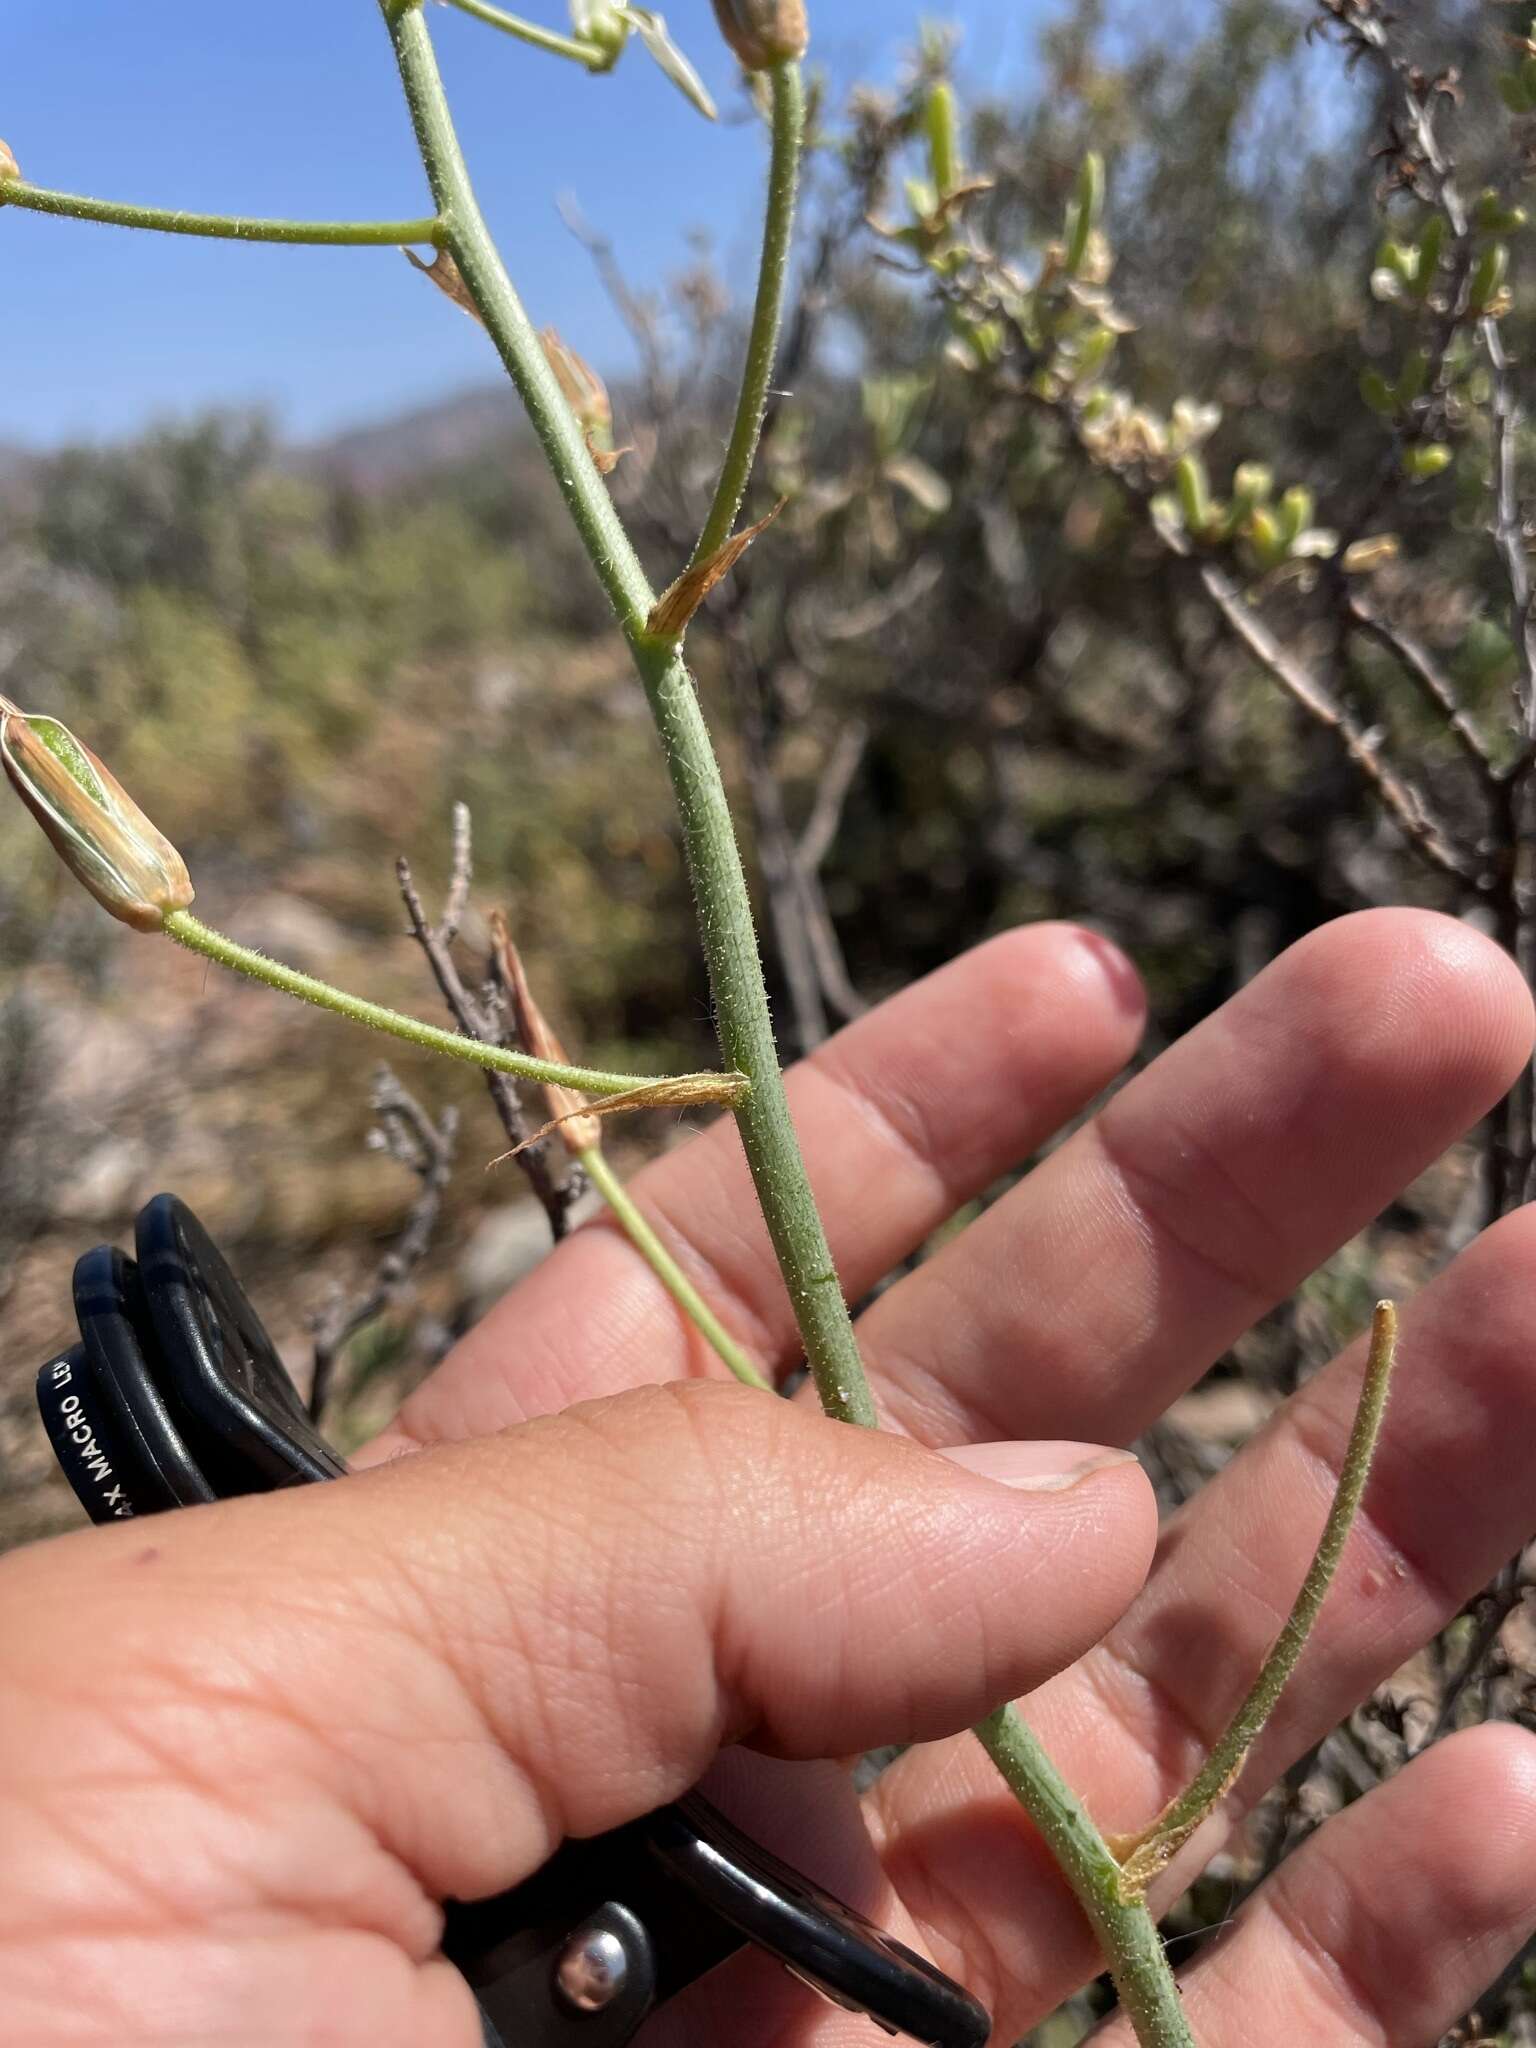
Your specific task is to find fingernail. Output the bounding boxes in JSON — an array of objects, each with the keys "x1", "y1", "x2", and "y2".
[{"x1": 942, "y1": 1440, "x2": 1140, "y2": 1493}]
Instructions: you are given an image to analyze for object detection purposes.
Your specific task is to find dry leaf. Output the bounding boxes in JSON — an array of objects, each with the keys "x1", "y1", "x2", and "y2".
[
  {"x1": 588, "y1": 433, "x2": 635, "y2": 476},
  {"x1": 489, "y1": 1073, "x2": 746, "y2": 1164},
  {"x1": 404, "y1": 247, "x2": 484, "y2": 326},
  {"x1": 647, "y1": 500, "x2": 786, "y2": 640},
  {"x1": 489, "y1": 910, "x2": 602, "y2": 1155}
]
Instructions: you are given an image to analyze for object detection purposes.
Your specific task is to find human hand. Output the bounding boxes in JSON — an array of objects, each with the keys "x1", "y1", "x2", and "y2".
[
  {"x1": 4, "y1": 907, "x2": 1532, "y2": 2048},
  {"x1": 368, "y1": 906, "x2": 1536, "y2": 2046}
]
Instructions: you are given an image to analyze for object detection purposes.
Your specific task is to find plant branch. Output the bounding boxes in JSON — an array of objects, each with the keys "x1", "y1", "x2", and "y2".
[
  {"x1": 975, "y1": 1706, "x2": 1196, "y2": 2048},
  {"x1": 685, "y1": 61, "x2": 805, "y2": 579},
  {"x1": 1196, "y1": 562, "x2": 1480, "y2": 883},
  {"x1": 381, "y1": 0, "x2": 875, "y2": 1423},
  {"x1": 162, "y1": 907, "x2": 745, "y2": 1105},
  {"x1": 1118, "y1": 1301, "x2": 1399, "y2": 1891},
  {"x1": 310, "y1": 1068, "x2": 458, "y2": 1422},
  {"x1": 397, "y1": 829, "x2": 579, "y2": 1240},
  {"x1": 0, "y1": 181, "x2": 440, "y2": 246},
  {"x1": 441, "y1": 0, "x2": 607, "y2": 66},
  {"x1": 582, "y1": 1147, "x2": 773, "y2": 1390},
  {"x1": 1347, "y1": 593, "x2": 1497, "y2": 777}
]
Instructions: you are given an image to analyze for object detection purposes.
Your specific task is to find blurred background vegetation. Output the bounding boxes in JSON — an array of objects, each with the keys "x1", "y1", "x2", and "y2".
[{"x1": 3, "y1": 0, "x2": 1535, "y2": 2038}]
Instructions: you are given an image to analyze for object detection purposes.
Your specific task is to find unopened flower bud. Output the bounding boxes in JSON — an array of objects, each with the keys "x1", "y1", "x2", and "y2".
[
  {"x1": 0, "y1": 139, "x2": 20, "y2": 182},
  {"x1": 0, "y1": 701, "x2": 193, "y2": 930},
  {"x1": 710, "y1": 0, "x2": 808, "y2": 69}
]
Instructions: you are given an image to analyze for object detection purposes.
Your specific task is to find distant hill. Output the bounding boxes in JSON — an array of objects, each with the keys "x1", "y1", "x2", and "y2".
[{"x1": 298, "y1": 384, "x2": 521, "y2": 492}]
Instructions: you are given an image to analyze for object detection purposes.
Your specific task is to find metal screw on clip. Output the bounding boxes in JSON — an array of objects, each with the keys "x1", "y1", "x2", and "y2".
[{"x1": 554, "y1": 1919, "x2": 630, "y2": 2015}]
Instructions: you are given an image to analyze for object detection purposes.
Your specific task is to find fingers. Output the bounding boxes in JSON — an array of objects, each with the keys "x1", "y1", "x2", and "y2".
[
  {"x1": 858, "y1": 908, "x2": 1533, "y2": 1445},
  {"x1": 1, "y1": 1385, "x2": 1154, "y2": 1940},
  {"x1": 867, "y1": 1202, "x2": 1536, "y2": 2032},
  {"x1": 373, "y1": 923, "x2": 1145, "y2": 1451},
  {"x1": 1095, "y1": 1726, "x2": 1536, "y2": 2048},
  {"x1": 664, "y1": 1730, "x2": 1536, "y2": 2048}
]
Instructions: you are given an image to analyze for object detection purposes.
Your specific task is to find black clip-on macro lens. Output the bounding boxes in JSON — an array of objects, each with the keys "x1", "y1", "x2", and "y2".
[{"x1": 35, "y1": 1195, "x2": 992, "y2": 2048}]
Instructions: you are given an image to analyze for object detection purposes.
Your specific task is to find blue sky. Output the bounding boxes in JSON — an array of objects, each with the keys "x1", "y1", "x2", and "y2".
[{"x1": 1, "y1": 2, "x2": 1043, "y2": 447}]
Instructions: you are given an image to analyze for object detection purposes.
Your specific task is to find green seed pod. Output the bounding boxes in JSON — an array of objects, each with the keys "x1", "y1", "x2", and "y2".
[
  {"x1": 1231, "y1": 462, "x2": 1273, "y2": 515},
  {"x1": 1064, "y1": 151, "x2": 1104, "y2": 279},
  {"x1": 1174, "y1": 452, "x2": 1212, "y2": 537},
  {"x1": 0, "y1": 703, "x2": 194, "y2": 931},
  {"x1": 1277, "y1": 485, "x2": 1313, "y2": 548},
  {"x1": 1470, "y1": 241, "x2": 1510, "y2": 313},
  {"x1": 1411, "y1": 215, "x2": 1445, "y2": 298},
  {"x1": 1246, "y1": 507, "x2": 1284, "y2": 571},
  {"x1": 709, "y1": 0, "x2": 808, "y2": 69},
  {"x1": 925, "y1": 79, "x2": 959, "y2": 198}
]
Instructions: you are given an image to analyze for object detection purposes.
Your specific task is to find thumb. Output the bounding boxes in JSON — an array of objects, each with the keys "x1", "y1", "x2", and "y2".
[{"x1": 4, "y1": 1381, "x2": 1153, "y2": 1915}]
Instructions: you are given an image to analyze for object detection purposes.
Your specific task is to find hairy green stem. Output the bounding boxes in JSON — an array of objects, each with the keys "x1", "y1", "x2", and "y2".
[
  {"x1": 1119, "y1": 1300, "x2": 1399, "y2": 1890},
  {"x1": 383, "y1": 0, "x2": 651, "y2": 634},
  {"x1": 0, "y1": 182, "x2": 440, "y2": 246},
  {"x1": 163, "y1": 910, "x2": 743, "y2": 1104},
  {"x1": 583, "y1": 1147, "x2": 772, "y2": 1390},
  {"x1": 380, "y1": 0, "x2": 875, "y2": 1422},
  {"x1": 442, "y1": 0, "x2": 607, "y2": 65},
  {"x1": 977, "y1": 1706, "x2": 1196, "y2": 2048},
  {"x1": 631, "y1": 641, "x2": 878, "y2": 1422},
  {"x1": 684, "y1": 61, "x2": 804, "y2": 577}
]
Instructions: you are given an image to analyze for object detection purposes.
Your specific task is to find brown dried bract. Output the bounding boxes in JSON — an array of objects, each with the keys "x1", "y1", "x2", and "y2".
[
  {"x1": 647, "y1": 500, "x2": 786, "y2": 640},
  {"x1": 404, "y1": 247, "x2": 483, "y2": 326}
]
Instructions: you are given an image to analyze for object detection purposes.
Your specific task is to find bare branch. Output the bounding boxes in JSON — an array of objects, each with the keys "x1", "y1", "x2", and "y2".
[
  {"x1": 398, "y1": 827, "x2": 581, "y2": 1239},
  {"x1": 1346, "y1": 592, "x2": 1498, "y2": 776},
  {"x1": 310, "y1": 1067, "x2": 458, "y2": 1422},
  {"x1": 799, "y1": 718, "x2": 870, "y2": 874},
  {"x1": 439, "y1": 799, "x2": 473, "y2": 949},
  {"x1": 1197, "y1": 561, "x2": 1482, "y2": 883}
]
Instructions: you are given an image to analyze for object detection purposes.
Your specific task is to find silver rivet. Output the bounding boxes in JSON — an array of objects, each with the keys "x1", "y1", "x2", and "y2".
[{"x1": 554, "y1": 1922, "x2": 629, "y2": 2014}]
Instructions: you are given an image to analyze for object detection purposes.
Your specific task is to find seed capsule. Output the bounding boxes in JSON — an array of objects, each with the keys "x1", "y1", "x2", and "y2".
[
  {"x1": 0, "y1": 701, "x2": 194, "y2": 930},
  {"x1": 710, "y1": 0, "x2": 809, "y2": 69}
]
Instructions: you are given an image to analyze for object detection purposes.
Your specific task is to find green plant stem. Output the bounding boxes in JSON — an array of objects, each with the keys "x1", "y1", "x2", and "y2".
[
  {"x1": 383, "y1": 0, "x2": 652, "y2": 636},
  {"x1": 162, "y1": 910, "x2": 743, "y2": 1104},
  {"x1": 442, "y1": 0, "x2": 607, "y2": 66},
  {"x1": 379, "y1": 10, "x2": 1190, "y2": 2038},
  {"x1": 977, "y1": 1706, "x2": 1196, "y2": 2048},
  {"x1": 1119, "y1": 1300, "x2": 1399, "y2": 1891},
  {"x1": 630, "y1": 640, "x2": 878, "y2": 1423},
  {"x1": 380, "y1": 0, "x2": 876, "y2": 1424},
  {"x1": 583, "y1": 1146, "x2": 773, "y2": 1390},
  {"x1": 683, "y1": 61, "x2": 804, "y2": 578},
  {"x1": 0, "y1": 182, "x2": 441, "y2": 246}
]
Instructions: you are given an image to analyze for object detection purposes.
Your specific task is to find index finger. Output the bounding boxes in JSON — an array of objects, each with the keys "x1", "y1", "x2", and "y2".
[{"x1": 367, "y1": 923, "x2": 1144, "y2": 1453}]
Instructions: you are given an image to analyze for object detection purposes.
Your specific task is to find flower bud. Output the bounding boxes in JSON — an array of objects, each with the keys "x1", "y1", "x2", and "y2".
[
  {"x1": 710, "y1": 0, "x2": 808, "y2": 69},
  {"x1": 0, "y1": 139, "x2": 19, "y2": 183},
  {"x1": 0, "y1": 701, "x2": 193, "y2": 930}
]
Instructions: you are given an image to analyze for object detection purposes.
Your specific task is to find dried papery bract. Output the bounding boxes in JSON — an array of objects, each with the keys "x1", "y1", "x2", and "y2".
[
  {"x1": 0, "y1": 700, "x2": 194, "y2": 931},
  {"x1": 489, "y1": 910, "x2": 602, "y2": 1154},
  {"x1": 538, "y1": 328, "x2": 630, "y2": 472},
  {"x1": 710, "y1": 0, "x2": 808, "y2": 69}
]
